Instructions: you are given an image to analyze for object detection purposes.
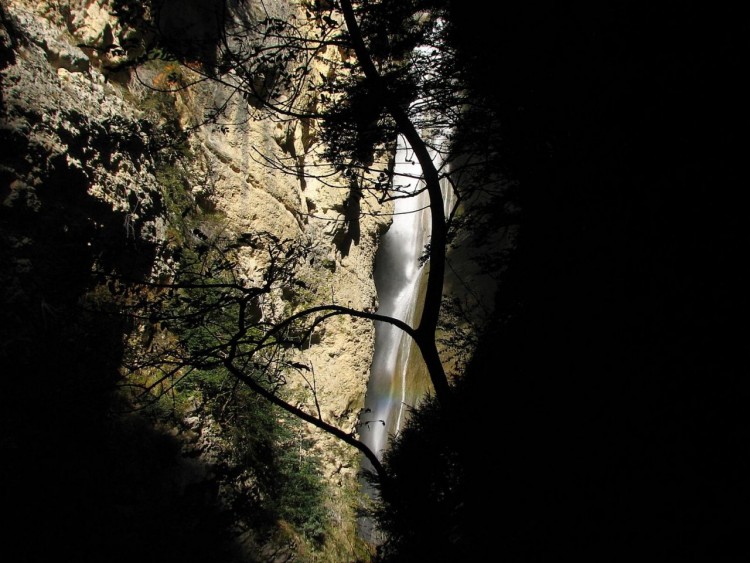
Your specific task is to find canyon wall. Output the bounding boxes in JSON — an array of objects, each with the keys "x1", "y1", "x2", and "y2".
[{"x1": 1, "y1": 0, "x2": 389, "y2": 558}]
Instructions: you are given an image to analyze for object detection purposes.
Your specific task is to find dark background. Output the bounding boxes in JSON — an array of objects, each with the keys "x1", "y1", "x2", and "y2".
[{"x1": 450, "y1": 1, "x2": 749, "y2": 559}]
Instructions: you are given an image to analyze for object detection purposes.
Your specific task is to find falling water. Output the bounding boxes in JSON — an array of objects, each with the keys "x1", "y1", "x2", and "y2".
[
  {"x1": 359, "y1": 135, "x2": 429, "y2": 460},
  {"x1": 355, "y1": 26, "x2": 455, "y2": 547},
  {"x1": 359, "y1": 132, "x2": 454, "y2": 461}
]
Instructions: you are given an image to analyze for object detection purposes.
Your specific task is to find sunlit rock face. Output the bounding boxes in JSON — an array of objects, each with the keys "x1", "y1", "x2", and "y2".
[
  {"x1": 2, "y1": 0, "x2": 389, "y2": 550},
  {"x1": 1, "y1": 1, "x2": 167, "y2": 283},
  {"x1": 3, "y1": 0, "x2": 389, "y2": 427}
]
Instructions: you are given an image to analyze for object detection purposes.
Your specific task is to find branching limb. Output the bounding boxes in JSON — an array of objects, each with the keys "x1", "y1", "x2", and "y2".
[{"x1": 223, "y1": 357, "x2": 388, "y2": 484}]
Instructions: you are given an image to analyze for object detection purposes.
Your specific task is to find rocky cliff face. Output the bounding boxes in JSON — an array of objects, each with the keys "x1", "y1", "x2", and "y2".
[{"x1": 2, "y1": 0, "x2": 388, "y2": 558}]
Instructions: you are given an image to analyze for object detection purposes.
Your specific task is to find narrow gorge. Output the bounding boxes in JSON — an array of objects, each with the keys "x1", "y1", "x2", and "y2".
[
  {"x1": 5, "y1": 1, "x2": 726, "y2": 562},
  {"x1": 1, "y1": 1, "x2": 498, "y2": 560}
]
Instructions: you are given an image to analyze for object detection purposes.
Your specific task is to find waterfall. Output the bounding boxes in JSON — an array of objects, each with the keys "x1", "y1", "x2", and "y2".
[{"x1": 360, "y1": 132, "x2": 454, "y2": 461}]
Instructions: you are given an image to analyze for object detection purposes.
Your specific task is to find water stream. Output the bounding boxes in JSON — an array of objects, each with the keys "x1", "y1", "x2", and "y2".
[
  {"x1": 359, "y1": 135, "x2": 430, "y2": 460},
  {"x1": 359, "y1": 132, "x2": 454, "y2": 461},
  {"x1": 355, "y1": 86, "x2": 456, "y2": 542},
  {"x1": 355, "y1": 26, "x2": 457, "y2": 548}
]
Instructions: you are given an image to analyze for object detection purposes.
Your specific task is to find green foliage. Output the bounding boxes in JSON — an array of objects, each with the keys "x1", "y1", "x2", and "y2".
[
  {"x1": 272, "y1": 415, "x2": 330, "y2": 543},
  {"x1": 167, "y1": 365, "x2": 331, "y2": 545},
  {"x1": 131, "y1": 255, "x2": 331, "y2": 544},
  {"x1": 356, "y1": 0, "x2": 447, "y2": 61},
  {"x1": 374, "y1": 394, "x2": 466, "y2": 561},
  {"x1": 320, "y1": 78, "x2": 399, "y2": 169}
]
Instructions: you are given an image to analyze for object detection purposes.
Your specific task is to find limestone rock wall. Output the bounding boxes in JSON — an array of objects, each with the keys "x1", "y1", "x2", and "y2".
[
  {"x1": 1, "y1": 0, "x2": 167, "y2": 306},
  {"x1": 2, "y1": 0, "x2": 389, "y2": 552}
]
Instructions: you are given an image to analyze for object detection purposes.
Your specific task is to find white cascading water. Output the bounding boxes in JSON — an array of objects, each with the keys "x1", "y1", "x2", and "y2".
[
  {"x1": 359, "y1": 131, "x2": 454, "y2": 461},
  {"x1": 355, "y1": 33, "x2": 454, "y2": 544}
]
